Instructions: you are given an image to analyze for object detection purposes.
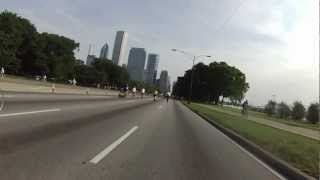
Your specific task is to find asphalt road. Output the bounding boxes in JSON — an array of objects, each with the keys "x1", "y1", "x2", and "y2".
[{"x1": 0, "y1": 93, "x2": 285, "y2": 180}]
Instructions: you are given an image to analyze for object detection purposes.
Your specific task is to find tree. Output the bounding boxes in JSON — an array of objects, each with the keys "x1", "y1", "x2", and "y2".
[
  {"x1": 38, "y1": 32, "x2": 79, "y2": 81},
  {"x1": 291, "y1": 101, "x2": 305, "y2": 120},
  {"x1": 306, "y1": 103, "x2": 319, "y2": 124},
  {"x1": 277, "y1": 102, "x2": 291, "y2": 119},
  {"x1": 0, "y1": 11, "x2": 38, "y2": 74},
  {"x1": 265, "y1": 100, "x2": 277, "y2": 116},
  {"x1": 172, "y1": 61, "x2": 249, "y2": 104}
]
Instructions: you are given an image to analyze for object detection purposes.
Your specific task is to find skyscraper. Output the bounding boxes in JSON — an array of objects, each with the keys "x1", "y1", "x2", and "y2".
[
  {"x1": 159, "y1": 70, "x2": 170, "y2": 93},
  {"x1": 99, "y1": 43, "x2": 109, "y2": 59},
  {"x1": 112, "y1": 31, "x2": 128, "y2": 66},
  {"x1": 145, "y1": 54, "x2": 159, "y2": 85},
  {"x1": 127, "y1": 48, "x2": 147, "y2": 82}
]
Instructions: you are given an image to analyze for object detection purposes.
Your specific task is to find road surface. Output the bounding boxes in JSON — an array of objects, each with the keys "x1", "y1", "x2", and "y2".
[{"x1": 0, "y1": 93, "x2": 284, "y2": 180}]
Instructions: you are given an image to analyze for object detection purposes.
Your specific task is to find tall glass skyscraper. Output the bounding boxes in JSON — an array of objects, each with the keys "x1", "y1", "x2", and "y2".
[
  {"x1": 127, "y1": 48, "x2": 147, "y2": 82},
  {"x1": 99, "y1": 43, "x2": 109, "y2": 59},
  {"x1": 112, "y1": 31, "x2": 128, "y2": 66},
  {"x1": 159, "y1": 70, "x2": 170, "y2": 93},
  {"x1": 145, "y1": 54, "x2": 159, "y2": 85}
]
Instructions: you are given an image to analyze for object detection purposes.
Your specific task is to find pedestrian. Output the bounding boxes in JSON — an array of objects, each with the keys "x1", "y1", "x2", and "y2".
[
  {"x1": 242, "y1": 100, "x2": 248, "y2": 115},
  {"x1": 1, "y1": 67, "x2": 4, "y2": 79},
  {"x1": 153, "y1": 90, "x2": 158, "y2": 101},
  {"x1": 132, "y1": 87, "x2": 136, "y2": 96},
  {"x1": 72, "y1": 78, "x2": 77, "y2": 86},
  {"x1": 141, "y1": 88, "x2": 145, "y2": 98},
  {"x1": 43, "y1": 74, "x2": 47, "y2": 82},
  {"x1": 165, "y1": 92, "x2": 170, "y2": 102}
]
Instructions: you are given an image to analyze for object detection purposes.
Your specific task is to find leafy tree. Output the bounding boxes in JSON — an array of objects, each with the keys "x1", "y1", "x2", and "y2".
[
  {"x1": 277, "y1": 102, "x2": 291, "y2": 119},
  {"x1": 264, "y1": 100, "x2": 277, "y2": 116},
  {"x1": 172, "y1": 61, "x2": 249, "y2": 104},
  {"x1": 38, "y1": 32, "x2": 79, "y2": 81},
  {"x1": 306, "y1": 103, "x2": 319, "y2": 124},
  {"x1": 291, "y1": 101, "x2": 305, "y2": 120},
  {"x1": 74, "y1": 65, "x2": 99, "y2": 86},
  {"x1": 0, "y1": 11, "x2": 38, "y2": 74}
]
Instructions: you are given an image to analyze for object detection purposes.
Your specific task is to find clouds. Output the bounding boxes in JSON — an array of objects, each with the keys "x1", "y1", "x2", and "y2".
[{"x1": 0, "y1": 0, "x2": 318, "y2": 105}]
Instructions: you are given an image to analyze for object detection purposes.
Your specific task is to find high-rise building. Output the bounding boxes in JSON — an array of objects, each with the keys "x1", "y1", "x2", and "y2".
[
  {"x1": 127, "y1": 48, "x2": 147, "y2": 82},
  {"x1": 99, "y1": 43, "x2": 109, "y2": 59},
  {"x1": 159, "y1": 70, "x2": 170, "y2": 93},
  {"x1": 145, "y1": 54, "x2": 159, "y2": 85},
  {"x1": 112, "y1": 31, "x2": 128, "y2": 66},
  {"x1": 86, "y1": 55, "x2": 96, "y2": 65}
]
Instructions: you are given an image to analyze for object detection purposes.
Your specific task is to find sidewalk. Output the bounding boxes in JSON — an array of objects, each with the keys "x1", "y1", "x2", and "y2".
[
  {"x1": 197, "y1": 103, "x2": 320, "y2": 141},
  {"x1": 0, "y1": 76, "x2": 118, "y2": 96}
]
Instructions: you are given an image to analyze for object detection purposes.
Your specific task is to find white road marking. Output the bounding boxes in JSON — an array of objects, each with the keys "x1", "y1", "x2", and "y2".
[
  {"x1": 0, "y1": 108, "x2": 61, "y2": 118},
  {"x1": 214, "y1": 127, "x2": 287, "y2": 180},
  {"x1": 89, "y1": 126, "x2": 139, "y2": 164}
]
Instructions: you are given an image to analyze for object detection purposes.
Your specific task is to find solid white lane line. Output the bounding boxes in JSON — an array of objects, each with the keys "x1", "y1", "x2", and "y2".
[
  {"x1": 0, "y1": 108, "x2": 61, "y2": 117},
  {"x1": 214, "y1": 128, "x2": 286, "y2": 180},
  {"x1": 89, "y1": 126, "x2": 139, "y2": 164}
]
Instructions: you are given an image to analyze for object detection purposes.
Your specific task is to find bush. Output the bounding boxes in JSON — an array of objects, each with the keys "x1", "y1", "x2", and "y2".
[
  {"x1": 264, "y1": 100, "x2": 277, "y2": 116},
  {"x1": 277, "y1": 102, "x2": 291, "y2": 119},
  {"x1": 306, "y1": 103, "x2": 319, "y2": 124},
  {"x1": 291, "y1": 101, "x2": 305, "y2": 120}
]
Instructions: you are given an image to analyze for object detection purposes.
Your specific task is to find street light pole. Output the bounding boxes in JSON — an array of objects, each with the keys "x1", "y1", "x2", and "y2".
[{"x1": 188, "y1": 56, "x2": 196, "y2": 104}]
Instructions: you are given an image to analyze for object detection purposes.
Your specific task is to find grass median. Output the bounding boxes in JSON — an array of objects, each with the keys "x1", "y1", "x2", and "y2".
[{"x1": 186, "y1": 102, "x2": 319, "y2": 177}]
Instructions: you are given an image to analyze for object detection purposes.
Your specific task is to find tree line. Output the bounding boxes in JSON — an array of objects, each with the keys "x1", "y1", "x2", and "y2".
[
  {"x1": 172, "y1": 62, "x2": 249, "y2": 104},
  {"x1": 0, "y1": 10, "x2": 157, "y2": 91},
  {"x1": 265, "y1": 100, "x2": 319, "y2": 124}
]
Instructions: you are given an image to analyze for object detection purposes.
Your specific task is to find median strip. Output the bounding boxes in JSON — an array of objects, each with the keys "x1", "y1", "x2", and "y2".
[
  {"x1": 0, "y1": 108, "x2": 61, "y2": 117},
  {"x1": 89, "y1": 126, "x2": 138, "y2": 164}
]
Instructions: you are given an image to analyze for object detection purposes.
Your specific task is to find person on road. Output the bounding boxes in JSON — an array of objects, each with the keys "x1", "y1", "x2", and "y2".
[
  {"x1": 1, "y1": 67, "x2": 4, "y2": 79},
  {"x1": 132, "y1": 87, "x2": 136, "y2": 96},
  {"x1": 165, "y1": 92, "x2": 170, "y2": 102},
  {"x1": 153, "y1": 90, "x2": 158, "y2": 101},
  {"x1": 141, "y1": 88, "x2": 145, "y2": 98}
]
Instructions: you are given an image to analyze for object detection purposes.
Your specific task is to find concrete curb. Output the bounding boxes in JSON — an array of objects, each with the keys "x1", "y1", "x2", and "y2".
[{"x1": 184, "y1": 104, "x2": 315, "y2": 180}]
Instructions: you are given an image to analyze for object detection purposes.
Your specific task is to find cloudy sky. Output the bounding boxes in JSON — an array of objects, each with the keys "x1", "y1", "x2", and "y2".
[{"x1": 1, "y1": 0, "x2": 319, "y2": 106}]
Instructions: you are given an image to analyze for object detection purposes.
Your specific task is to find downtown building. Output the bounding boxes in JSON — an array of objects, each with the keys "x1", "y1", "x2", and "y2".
[
  {"x1": 159, "y1": 70, "x2": 171, "y2": 93},
  {"x1": 145, "y1": 53, "x2": 159, "y2": 85},
  {"x1": 112, "y1": 31, "x2": 128, "y2": 66},
  {"x1": 127, "y1": 48, "x2": 147, "y2": 82},
  {"x1": 99, "y1": 43, "x2": 109, "y2": 59}
]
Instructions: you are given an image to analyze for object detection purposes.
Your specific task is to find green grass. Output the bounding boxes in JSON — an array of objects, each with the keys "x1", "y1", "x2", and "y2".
[
  {"x1": 186, "y1": 102, "x2": 319, "y2": 177},
  {"x1": 207, "y1": 104, "x2": 319, "y2": 130}
]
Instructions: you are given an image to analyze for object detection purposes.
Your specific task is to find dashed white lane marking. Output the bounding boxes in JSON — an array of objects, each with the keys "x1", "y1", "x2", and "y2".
[
  {"x1": 89, "y1": 126, "x2": 139, "y2": 164},
  {"x1": 0, "y1": 108, "x2": 61, "y2": 118}
]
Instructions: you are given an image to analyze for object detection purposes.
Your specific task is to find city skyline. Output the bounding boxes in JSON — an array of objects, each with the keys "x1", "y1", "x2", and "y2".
[
  {"x1": 2, "y1": 0, "x2": 318, "y2": 105},
  {"x1": 99, "y1": 43, "x2": 109, "y2": 59},
  {"x1": 127, "y1": 47, "x2": 147, "y2": 82},
  {"x1": 112, "y1": 31, "x2": 128, "y2": 66},
  {"x1": 145, "y1": 54, "x2": 159, "y2": 86}
]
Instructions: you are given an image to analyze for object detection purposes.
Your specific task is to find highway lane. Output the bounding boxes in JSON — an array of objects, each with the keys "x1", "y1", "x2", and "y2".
[{"x1": 0, "y1": 95, "x2": 284, "y2": 180}]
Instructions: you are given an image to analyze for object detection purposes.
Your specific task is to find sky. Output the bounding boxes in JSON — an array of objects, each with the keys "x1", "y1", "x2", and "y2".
[{"x1": 1, "y1": 0, "x2": 319, "y2": 106}]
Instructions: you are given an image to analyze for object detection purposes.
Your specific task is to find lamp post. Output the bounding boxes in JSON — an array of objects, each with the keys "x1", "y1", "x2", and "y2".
[{"x1": 172, "y1": 49, "x2": 211, "y2": 104}]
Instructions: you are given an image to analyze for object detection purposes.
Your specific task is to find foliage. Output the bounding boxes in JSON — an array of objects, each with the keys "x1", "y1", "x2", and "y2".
[
  {"x1": 264, "y1": 100, "x2": 277, "y2": 116},
  {"x1": 291, "y1": 101, "x2": 306, "y2": 120},
  {"x1": 172, "y1": 62, "x2": 249, "y2": 104},
  {"x1": 277, "y1": 102, "x2": 291, "y2": 119},
  {"x1": 306, "y1": 103, "x2": 319, "y2": 124},
  {"x1": 0, "y1": 11, "x2": 79, "y2": 81}
]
